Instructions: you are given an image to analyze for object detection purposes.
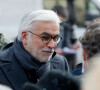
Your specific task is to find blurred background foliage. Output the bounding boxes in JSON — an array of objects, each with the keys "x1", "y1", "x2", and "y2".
[{"x1": 44, "y1": 0, "x2": 100, "y2": 27}]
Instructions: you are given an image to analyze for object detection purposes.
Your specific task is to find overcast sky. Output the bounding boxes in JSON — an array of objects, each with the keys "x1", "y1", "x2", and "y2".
[{"x1": 0, "y1": 0, "x2": 43, "y2": 41}]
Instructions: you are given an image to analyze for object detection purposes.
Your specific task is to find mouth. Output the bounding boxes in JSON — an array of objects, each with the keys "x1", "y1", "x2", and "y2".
[
  {"x1": 42, "y1": 51, "x2": 53, "y2": 54},
  {"x1": 42, "y1": 48, "x2": 54, "y2": 55}
]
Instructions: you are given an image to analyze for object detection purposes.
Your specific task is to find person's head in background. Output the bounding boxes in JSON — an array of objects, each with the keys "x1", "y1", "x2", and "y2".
[
  {"x1": 17, "y1": 10, "x2": 61, "y2": 62},
  {"x1": 0, "y1": 84, "x2": 12, "y2": 90},
  {"x1": 52, "y1": 5, "x2": 68, "y2": 22},
  {"x1": 37, "y1": 70, "x2": 80, "y2": 90},
  {"x1": 81, "y1": 55, "x2": 100, "y2": 90},
  {"x1": 23, "y1": 70, "x2": 80, "y2": 90},
  {"x1": 79, "y1": 17, "x2": 100, "y2": 72}
]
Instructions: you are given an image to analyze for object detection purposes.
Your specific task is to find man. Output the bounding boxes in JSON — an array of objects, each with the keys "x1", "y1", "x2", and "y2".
[{"x1": 0, "y1": 10, "x2": 69, "y2": 90}]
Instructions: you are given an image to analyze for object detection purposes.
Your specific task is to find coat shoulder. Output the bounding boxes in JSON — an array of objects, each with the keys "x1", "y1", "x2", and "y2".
[
  {"x1": 0, "y1": 44, "x2": 13, "y2": 64},
  {"x1": 50, "y1": 54, "x2": 69, "y2": 71},
  {"x1": 52, "y1": 54, "x2": 67, "y2": 63}
]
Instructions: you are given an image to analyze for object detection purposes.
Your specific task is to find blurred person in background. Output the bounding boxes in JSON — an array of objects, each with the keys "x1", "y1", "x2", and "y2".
[
  {"x1": 23, "y1": 70, "x2": 80, "y2": 90},
  {"x1": 72, "y1": 17, "x2": 100, "y2": 78},
  {"x1": 0, "y1": 84, "x2": 12, "y2": 90},
  {"x1": 0, "y1": 10, "x2": 69, "y2": 90},
  {"x1": 52, "y1": 5, "x2": 78, "y2": 72},
  {"x1": 81, "y1": 55, "x2": 100, "y2": 90},
  {"x1": 0, "y1": 33, "x2": 9, "y2": 50}
]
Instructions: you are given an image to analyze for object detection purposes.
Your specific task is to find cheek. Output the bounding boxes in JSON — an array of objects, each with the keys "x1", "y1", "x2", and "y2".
[{"x1": 32, "y1": 39, "x2": 45, "y2": 49}]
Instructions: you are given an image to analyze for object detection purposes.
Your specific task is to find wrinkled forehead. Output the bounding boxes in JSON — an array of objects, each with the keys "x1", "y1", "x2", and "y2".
[
  {"x1": 31, "y1": 20, "x2": 60, "y2": 27},
  {"x1": 30, "y1": 20, "x2": 60, "y2": 35}
]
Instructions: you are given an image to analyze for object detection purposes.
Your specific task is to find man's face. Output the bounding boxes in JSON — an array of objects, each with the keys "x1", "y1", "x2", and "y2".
[{"x1": 23, "y1": 21, "x2": 60, "y2": 62}]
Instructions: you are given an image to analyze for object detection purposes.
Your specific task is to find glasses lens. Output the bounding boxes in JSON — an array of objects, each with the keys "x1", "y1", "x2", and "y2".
[
  {"x1": 40, "y1": 33, "x2": 62, "y2": 44},
  {"x1": 53, "y1": 36, "x2": 61, "y2": 43},
  {"x1": 41, "y1": 35, "x2": 51, "y2": 44}
]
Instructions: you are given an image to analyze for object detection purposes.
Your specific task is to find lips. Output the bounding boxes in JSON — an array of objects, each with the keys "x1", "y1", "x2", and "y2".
[
  {"x1": 43, "y1": 51, "x2": 53, "y2": 54},
  {"x1": 42, "y1": 48, "x2": 54, "y2": 54},
  {"x1": 47, "y1": 51, "x2": 53, "y2": 54}
]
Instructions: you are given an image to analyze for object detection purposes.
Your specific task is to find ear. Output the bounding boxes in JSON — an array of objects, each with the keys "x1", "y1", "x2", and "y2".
[
  {"x1": 82, "y1": 49, "x2": 87, "y2": 61},
  {"x1": 82, "y1": 49, "x2": 87, "y2": 69},
  {"x1": 21, "y1": 30, "x2": 28, "y2": 45}
]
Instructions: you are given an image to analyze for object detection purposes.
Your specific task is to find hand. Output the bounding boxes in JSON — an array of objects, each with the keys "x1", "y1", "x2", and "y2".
[{"x1": 72, "y1": 41, "x2": 79, "y2": 50}]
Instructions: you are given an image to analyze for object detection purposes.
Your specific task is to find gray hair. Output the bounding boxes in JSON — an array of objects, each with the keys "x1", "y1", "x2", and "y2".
[
  {"x1": 79, "y1": 17, "x2": 100, "y2": 58},
  {"x1": 18, "y1": 10, "x2": 60, "y2": 41}
]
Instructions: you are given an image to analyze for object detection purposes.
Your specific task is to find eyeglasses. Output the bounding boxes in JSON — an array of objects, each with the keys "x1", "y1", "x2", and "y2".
[{"x1": 28, "y1": 31, "x2": 62, "y2": 44}]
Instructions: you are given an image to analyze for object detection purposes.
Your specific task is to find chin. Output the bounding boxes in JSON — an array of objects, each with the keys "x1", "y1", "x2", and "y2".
[
  {"x1": 40, "y1": 59, "x2": 49, "y2": 62},
  {"x1": 39, "y1": 56, "x2": 51, "y2": 62},
  {"x1": 37, "y1": 53, "x2": 52, "y2": 62}
]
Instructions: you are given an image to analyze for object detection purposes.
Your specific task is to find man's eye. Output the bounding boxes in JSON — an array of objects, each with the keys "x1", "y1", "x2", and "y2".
[
  {"x1": 41, "y1": 36, "x2": 50, "y2": 40},
  {"x1": 41, "y1": 36, "x2": 48, "y2": 38},
  {"x1": 54, "y1": 36, "x2": 59, "y2": 39}
]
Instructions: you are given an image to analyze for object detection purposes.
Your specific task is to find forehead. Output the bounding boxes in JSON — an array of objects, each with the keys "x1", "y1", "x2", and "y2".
[{"x1": 31, "y1": 21, "x2": 60, "y2": 35}]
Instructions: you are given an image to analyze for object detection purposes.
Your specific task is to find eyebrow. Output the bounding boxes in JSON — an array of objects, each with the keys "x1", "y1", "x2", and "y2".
[{"x1": 40, "y1": 32, "x2": 59, "y2": 37}]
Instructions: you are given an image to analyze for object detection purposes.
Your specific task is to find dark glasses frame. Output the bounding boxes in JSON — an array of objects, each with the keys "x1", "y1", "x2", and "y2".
[{"x1": 27, "y1": 31, "x2": 62, "y2": 44}]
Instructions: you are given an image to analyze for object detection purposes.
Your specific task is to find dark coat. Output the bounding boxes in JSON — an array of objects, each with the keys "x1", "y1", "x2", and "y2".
[{"x1": 0, "y1": 43, "x2": 69, "y2": 90}]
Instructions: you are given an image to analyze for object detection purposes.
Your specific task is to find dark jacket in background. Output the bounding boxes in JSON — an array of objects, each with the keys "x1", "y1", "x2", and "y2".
[
  {"x1": 0, "y1": 33, "x2": 9, "y2": 50},
  {"x1": 58, "y1": 21, "x2": 76, "y2": 49},
  {"x1": 0, "y1": 39, "x2": 69, "y2": 90}
]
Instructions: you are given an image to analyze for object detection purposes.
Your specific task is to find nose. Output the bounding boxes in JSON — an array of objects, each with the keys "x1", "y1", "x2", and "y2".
[{"x1": 47, "y1": 39, "x2": 57, "y2": 48}]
